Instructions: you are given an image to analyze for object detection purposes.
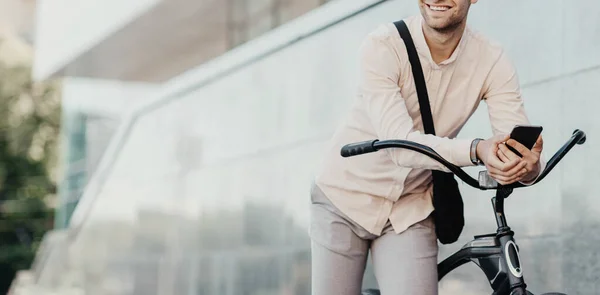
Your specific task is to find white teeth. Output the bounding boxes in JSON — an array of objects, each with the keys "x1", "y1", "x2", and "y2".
[{"x1": 429, "y1": 5, "x2": 449, "y2": 11}]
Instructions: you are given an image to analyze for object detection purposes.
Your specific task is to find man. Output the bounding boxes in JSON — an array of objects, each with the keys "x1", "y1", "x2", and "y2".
[{"x1": 309, "y1": 0, "x2": 545, "y2": 294}]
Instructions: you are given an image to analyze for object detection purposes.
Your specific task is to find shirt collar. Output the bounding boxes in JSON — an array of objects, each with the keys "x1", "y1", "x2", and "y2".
[{"x1": 412, "y1": 15, "x2": 470, "y2": 68}]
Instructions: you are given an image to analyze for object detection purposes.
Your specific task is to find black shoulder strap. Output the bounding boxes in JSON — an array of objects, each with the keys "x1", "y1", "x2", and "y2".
[{"x1": 393, "y1": 20, "x2": 436, "y2": 136}]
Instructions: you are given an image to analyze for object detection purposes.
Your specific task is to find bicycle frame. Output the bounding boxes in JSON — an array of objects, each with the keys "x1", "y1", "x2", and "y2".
[{"x1": 438, "y1": 187, "x2": 527, "y2": 295}]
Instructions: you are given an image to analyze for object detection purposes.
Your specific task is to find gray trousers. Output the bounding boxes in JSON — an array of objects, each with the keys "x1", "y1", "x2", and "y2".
[{"x1": 309, "y1": 184, "x2": 438, "y2": 295}]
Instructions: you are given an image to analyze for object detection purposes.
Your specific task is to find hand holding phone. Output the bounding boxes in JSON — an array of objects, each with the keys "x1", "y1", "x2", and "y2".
[
  {"x1": 497, "y1": 125, "x2": 544, "y2": 184},
  {"x1": 476, "y1": 125, "x2": 544, "y2": 185},
  {"x1": 505, "y1": 125, "x2": 543, "y2": 157},
  {"x1": 477, "y1": 134, "x2": 529, "y2": 185}
]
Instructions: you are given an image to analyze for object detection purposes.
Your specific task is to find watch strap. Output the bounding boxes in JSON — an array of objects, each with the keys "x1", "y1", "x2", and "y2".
[{"x1": 471, "y1": 138, "x2": 484, "y2": 165}]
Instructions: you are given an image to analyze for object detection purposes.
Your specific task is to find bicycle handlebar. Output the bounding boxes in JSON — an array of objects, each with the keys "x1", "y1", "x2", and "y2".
[{"x1": 340, "y1": 129, "x2": 586, "y2": 190}]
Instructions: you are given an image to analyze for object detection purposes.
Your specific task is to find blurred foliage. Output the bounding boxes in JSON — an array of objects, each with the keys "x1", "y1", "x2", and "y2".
[{"x1": 0, "y1": 43, "x2": 61, "y2": 293}]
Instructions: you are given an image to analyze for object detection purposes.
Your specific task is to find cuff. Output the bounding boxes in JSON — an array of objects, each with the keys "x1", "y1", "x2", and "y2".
[
  {"x1": 451, "y1": 138, "x2": 478, "y2": 167},
  {"x1": 519, "y1": 153, "x2": 547, "y2": 185}
]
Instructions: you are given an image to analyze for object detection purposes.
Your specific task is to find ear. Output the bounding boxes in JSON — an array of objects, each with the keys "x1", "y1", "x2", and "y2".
[{"x1": 471, "y1": 0, "x2": 479, "y2": 3}]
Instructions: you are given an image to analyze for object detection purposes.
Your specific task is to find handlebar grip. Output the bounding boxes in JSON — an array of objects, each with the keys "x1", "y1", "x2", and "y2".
[
  {"x1": 341, "y1": 140, "x2": 379, "y2": 157},
  {"x1": 574, "y1": 129, "x2": 586, "y2": 144}
]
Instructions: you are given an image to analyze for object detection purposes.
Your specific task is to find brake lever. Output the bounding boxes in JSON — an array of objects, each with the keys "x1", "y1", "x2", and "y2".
[{"x1": 478, "y1": 171, "x2": 498, "y2": 190}]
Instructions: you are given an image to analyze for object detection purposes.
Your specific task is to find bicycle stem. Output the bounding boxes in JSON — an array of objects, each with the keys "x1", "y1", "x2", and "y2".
[{"x1": 492, "y1": 187, "x2": 513, "y2": 229}]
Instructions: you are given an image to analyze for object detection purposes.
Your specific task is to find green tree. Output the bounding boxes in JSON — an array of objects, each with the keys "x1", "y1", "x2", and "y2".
[{"x1": 0, "y1": 44, "x2": 61, "y2": 293}]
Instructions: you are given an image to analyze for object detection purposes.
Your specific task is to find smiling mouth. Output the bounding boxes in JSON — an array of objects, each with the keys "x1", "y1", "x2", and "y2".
[{"x1": 426, "y1": 4, "x2": 451, "y2": 12}]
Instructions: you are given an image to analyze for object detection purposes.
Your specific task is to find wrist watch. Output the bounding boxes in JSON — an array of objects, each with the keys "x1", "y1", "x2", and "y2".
[{"x1": 470, "y1": 138, "x2": 484, "y2": 166}]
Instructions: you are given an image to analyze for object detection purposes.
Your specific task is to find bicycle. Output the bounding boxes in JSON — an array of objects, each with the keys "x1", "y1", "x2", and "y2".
[{"x1": 340, "y1": 129, "x2": 587, "y2": 295}]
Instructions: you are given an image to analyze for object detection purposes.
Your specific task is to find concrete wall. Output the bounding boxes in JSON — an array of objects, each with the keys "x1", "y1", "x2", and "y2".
[{"x1": 35, "y1": 0, "x2": 600, "y2": 294}]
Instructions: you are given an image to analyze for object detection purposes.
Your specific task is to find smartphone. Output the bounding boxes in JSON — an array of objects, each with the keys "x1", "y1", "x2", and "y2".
[{"x1": 506, "y1": 125, "x2": 543, "y2": 157}]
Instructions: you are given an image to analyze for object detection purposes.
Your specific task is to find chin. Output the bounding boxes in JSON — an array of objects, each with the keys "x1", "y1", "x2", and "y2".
[
  {"x1": 424, "y1": 19, "x2": 451, "y2": 30},
  {"x1": 424, "y1": 17, "x2": 461, "y2": 32}
]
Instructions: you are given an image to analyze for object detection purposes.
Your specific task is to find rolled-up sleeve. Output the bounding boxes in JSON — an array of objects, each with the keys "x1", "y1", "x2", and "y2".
[{"x1": 358, "y1": 30, "x2": 475, "y2": 171}]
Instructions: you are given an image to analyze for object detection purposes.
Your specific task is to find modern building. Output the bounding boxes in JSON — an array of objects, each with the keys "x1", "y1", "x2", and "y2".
[{"x1": 13, "y1": 0, "x2": 600, "y2": 294}]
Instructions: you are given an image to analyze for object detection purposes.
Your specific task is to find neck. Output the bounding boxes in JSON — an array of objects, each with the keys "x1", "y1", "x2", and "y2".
[{"x1": 422, "y1": 21, "x2": 466, "y2": 64}]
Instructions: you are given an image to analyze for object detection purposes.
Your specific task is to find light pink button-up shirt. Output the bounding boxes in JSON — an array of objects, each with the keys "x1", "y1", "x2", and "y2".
[{"x1": 314, "y1": 15, "x2": 544, "y2": 236}]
